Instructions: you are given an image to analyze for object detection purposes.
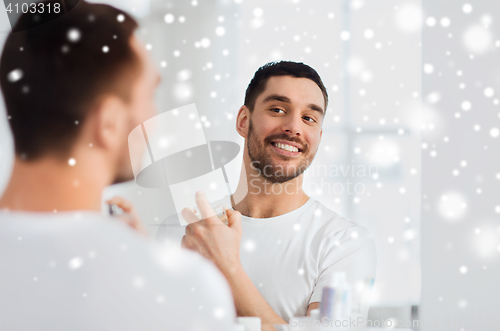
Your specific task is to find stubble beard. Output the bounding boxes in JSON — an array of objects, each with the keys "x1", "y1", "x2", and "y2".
[{"x1": 246, "y1": 119, "x2": 315, "y2": 184}]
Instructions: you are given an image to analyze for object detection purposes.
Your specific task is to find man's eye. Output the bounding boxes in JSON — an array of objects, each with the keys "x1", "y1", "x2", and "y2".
[
  {"x1": 271, "y1": 108, "x2": 285, "y2": 113},
  {"x1": 303, "y1": 116, "x2": 315, "y2": 122}
]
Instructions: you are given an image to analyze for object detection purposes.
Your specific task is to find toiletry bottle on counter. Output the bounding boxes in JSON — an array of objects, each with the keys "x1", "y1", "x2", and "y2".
[{"x1": 319, "y1": 272, "x2": 352, "y2": 320}]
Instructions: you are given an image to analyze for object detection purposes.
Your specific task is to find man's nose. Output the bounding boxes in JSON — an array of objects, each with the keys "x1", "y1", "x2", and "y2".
[{"x1": 281, "y1": 114, "x2": 302, "y2": 136}]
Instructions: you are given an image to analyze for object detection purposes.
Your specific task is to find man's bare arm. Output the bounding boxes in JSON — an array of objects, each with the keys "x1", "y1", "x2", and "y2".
[{"x1": 224, "y1": 264, "x2": 287, "y2": 325}]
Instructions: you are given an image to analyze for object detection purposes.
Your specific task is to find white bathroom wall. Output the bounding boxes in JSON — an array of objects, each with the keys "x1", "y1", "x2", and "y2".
[{"x1": 421, "y1": 1, "x2": 500, "y2": 330}]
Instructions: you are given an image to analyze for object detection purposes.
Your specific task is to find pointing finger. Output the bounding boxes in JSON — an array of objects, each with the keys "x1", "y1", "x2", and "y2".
[{"x1": 195, "y1": 191, "x2": 218, "y2": 221}]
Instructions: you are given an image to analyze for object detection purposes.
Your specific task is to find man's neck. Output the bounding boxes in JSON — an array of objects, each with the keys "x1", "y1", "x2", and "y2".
[
  {"x1": 232, "y1": 160, "x2": 310, "y2": 219},
  {"x1": 0, "y1": 154, "x2": 110, "y2": 212}
]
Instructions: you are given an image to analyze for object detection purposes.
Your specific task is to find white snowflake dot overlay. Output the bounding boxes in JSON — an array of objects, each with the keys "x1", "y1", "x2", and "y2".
[
  {"x1": 68, "y1": 257, "x2": 84, "y2": 270},
  {"x1": 164, "y1": 13, "x2": 175, "y2": 24},
  {"x1": 462, "y1": 4, "x2": 472, "y2": 14},
  {"x1": 102, "y1": 45, "x2": 109, "y2": 53},
  {"x1": 484, "y1": 87, "x2": 494, "y2": 98},
  {"x1": 253, "y1": 7, "x2": 263, "y2": 18},
  {"x1": 67, "y1": 28, "x2": 81, "y2": 43},
  {"x1": 133, "y1": 276, "x2": 145, "y2": 288},
  {"x1": 461, "y1": 101, "x2": 471, "y2": 111},
  {"x1": 244, "y1": 240, "x2": 255, "y2": 252},
  {"x1": 213, "y1": 307, "x2": 225, "y2": 319},
  {"x1": 200, "y1": 38, "x2": 211, "y2": 48},
  {"x1": 423, "y1": 64, "x2": 434, "y2": 74},
  {"x1": 7, "y1": 69, "x2": 23, "y2": 82},
  {"x1": 396, "y1": 4, "x2": 423, "y2": 32},
  {"x1": 440, "y1": 17, "x2": 451, "y2": 28},
  {"x1": 463, "y1": 25, "x2": 493, "y2": 54},
  {"x1": 215, "y1": 26, "x2": 225, "y2": 36},
  {"x1": 438, "y1": 192, "x2": 467, "y2": 221},
  {"x1": 364, "y1": 29, "x2": 374, "y2": 39},
  {"x1": 117, "y1": 14, "x2": 125, "y2": 22}
]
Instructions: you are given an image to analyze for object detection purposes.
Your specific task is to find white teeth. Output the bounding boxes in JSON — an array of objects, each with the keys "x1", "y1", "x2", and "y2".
[{"x1": 274, "y1": 142, "x2": 299, "y2": 152}]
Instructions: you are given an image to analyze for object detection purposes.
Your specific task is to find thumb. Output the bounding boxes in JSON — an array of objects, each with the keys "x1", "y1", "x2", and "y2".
[{"x1": 225, "y1": 208, "x2": 242, "y2": 231}]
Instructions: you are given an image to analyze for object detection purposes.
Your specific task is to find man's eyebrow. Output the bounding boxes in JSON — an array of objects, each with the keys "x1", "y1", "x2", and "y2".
[
  {"x1": 262, "y1": 94, "x2": 291, "y2": 104},
  {"x1": 308, "y1": 103, "x2": 325, "y2": 115}
]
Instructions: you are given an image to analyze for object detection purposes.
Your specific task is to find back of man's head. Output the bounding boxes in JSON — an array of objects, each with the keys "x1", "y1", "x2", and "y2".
[{"x1": 0, "y1": 0, "x2": 139, "y2": 161}]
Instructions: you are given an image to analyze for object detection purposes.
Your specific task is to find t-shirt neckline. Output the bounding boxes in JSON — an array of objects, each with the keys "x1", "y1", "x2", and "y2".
[{"x1": 235, "y1": 197, "x2": 315, "y2": 224}]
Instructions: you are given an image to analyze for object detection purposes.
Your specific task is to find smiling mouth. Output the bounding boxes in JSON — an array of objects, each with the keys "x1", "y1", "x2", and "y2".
[{"x1": 271, "y1": 141, "x2": 302, "y2": 153}]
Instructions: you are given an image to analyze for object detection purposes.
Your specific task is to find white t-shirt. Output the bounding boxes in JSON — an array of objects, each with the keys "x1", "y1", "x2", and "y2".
[
  {"x1": 157, "y1": 197, "x2": 377, "y2": 323},
  {"x1": 0, "y1": 210, "x2": 236, "y2": 331}
]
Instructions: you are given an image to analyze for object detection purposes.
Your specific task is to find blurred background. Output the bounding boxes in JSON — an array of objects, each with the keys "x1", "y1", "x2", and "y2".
[{"x1": 0, "y1": 0, "x2": 498, "y2": 329}]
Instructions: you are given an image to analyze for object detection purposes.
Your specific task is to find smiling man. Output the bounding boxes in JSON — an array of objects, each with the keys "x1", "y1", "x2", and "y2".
[{"x1": 173, "y1": 61, "x2": 377, "y2": 327}]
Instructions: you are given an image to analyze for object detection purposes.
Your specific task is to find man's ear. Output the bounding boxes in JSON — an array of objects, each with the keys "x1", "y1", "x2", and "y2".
[
  {"x1": 236, "y1": 105, "x2": 250, "y2": 139},
  {"x1": 91, "y1": 95, "x2": 128, "y2": 152}
]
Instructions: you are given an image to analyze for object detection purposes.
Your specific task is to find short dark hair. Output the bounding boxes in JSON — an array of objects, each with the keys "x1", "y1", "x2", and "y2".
[
  {"x1": 0, "y1": 1, "x2": 140, "y2": 160},
  {"x1": 244, "y1": 61, "x2": 328, "y2": 112}
]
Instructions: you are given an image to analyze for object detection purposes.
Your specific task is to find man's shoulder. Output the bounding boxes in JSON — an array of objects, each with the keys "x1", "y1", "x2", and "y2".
[
  {"x1": 306, "y1": 198, "x2": 373, "y2": 239},
  {"x1": 0, "y1": 210, "x2": 176, "y2": 260},
  {"x1": 307, "y1": 200, "x2": 377, "y2": 267},
  {"x1": 0, "y1": 210, "x2": 227, "y2": 283}
]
